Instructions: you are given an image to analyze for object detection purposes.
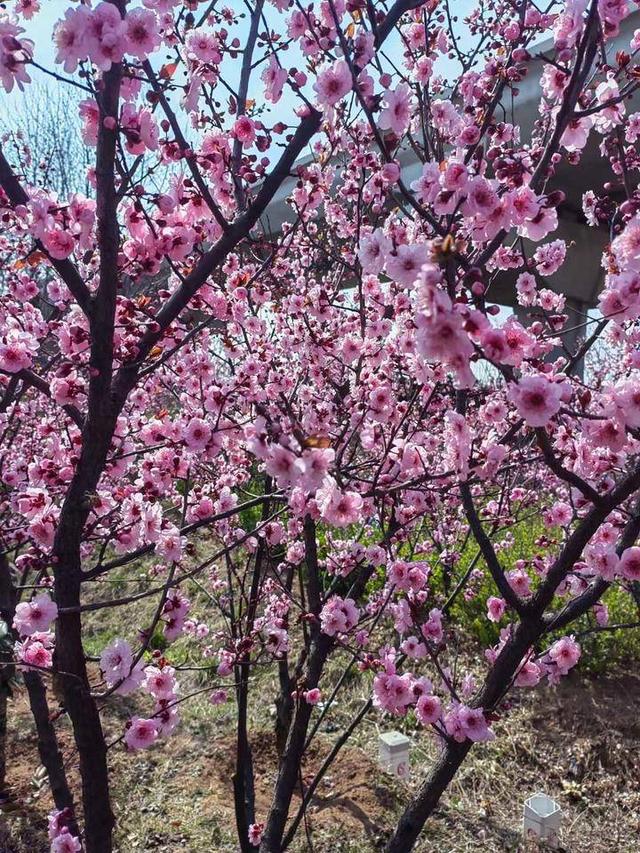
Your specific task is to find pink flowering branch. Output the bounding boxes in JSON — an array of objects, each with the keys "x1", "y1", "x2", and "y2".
[
  {"x1": 141, "y1": 59, "x2": 229, "y2": 232},
  {"x1": 0, "y1": 149, "x2": 93, "y2": 316}
]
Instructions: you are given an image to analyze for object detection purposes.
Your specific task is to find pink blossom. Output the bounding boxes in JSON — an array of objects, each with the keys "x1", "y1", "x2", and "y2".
[
  {"x1": 299, "y1": 448, "x2": 334, "y2": 491},
  {"x1": 124, "y1": 716, "x2": 159, "y2": 750},
  {"x1": 415, "y1": 693, "x2": 442, "y2": 726},
  {"x1": 508, "y1": 375, "x2": 563, "y2": 427},
  {"x1": 534, "y1": 240, "x2": 566, "y2": 276},
  {"x1": 613, "y1": 380, "x2": 640, "y2": 427},
  {"x1": 414, "y1": 271, "x2": 474, "y2": 387},
  {"x1": 262, "y1": 56, "x2": 287, "y2": 104},
  {"x1": 264, "y1": 625, "x2": 288, "y2": 657},
  {"x1": 265, "y1": 444, "x2": 298, "y2": 487},
  {"x1": 386, "y1": 245, "x2": 430, "y2": 288},
  {"x1": 508, "y1": 568, "x2": 531, "y2": 597},
  {"x1": 316, "y1": 478, "x2": 363, "y2": 527},
  {"x1": 87, "y1": 2, "x2": 126, "y2": 71},
  {"x1": 14, "y1": 1, "x2": 41, "y2": 21},
  {"x1": 373, "y1": 670, "x2": 414, "y2": 715},
  {"x1": 515, "y1": 272, "x2": 537, "y2": 306},
  {"x1": 143, "y1": 665, "x2": 178, "y2": 700},
  {"x1": 421, "y1": 608, "x2": 444, "y2": 644},
  {"x1": 13, "y1": 593, "x2": 58, "y2": 637},
  {"x1": 561, "y1": 116, "x2": 592, "y2": 151},
  {"x1": 358, "y1": 229, "x2": 391, "y2": 274},
  {"x1": 0, "y1": 16, "x2": 33, "y2": 91},
  {"x1": 313, "y1": 60, "x2": 352, "y2": 107},
  {"x1": 548, "y1": 501, "x2": 573, "y2": 526},
  {"x1": 463, "y1": 177, "x2": 499, "y2": 217},
  {"x1": 15, "y1": 634, "x2": 54, "y2": 670},
  {"x1": 400, "y1": 635, "x2": 427, "y2": 659},
  {"x1": 518, "y1": 206, "x2": 558, "y2": 242},
  {"x1": 486, "y1": 596, "x2": 506, "y2": 623},
  {"x1": 319, "y1": 595, "x2": 360, "y2": 636},
  {"x1": 100, "y1": 638, "x2": 134, "y2": 685},
  {"x1": 445, "y1": 704, "x2": 495, "y2": 742},
  {"x1": 248, "y1": 823, "x2": 264, "y2": 847},
  {"x1": 548, "y1": 635, "x2": 581, "y2": 675},
  {"x1": 209, "y1": 689, "x2": 227, "y2": 705},
  {"x1": 303, "y1": 688, "x2": 322, "y2": 705},
  {"x1": 0, "y1": 333, "x2": 33, "y2": 373},
  {"x1": 515, "y1": 660, "x2": 542, "y2": 688},
  {"x1": 51, "y1": 831, "x2": 82, "y2": 853},
  {"x1": 183, "y1": 418, "x2": 212, "y2": 451},
  {"x1": 185, "y1": 30, "x2": 222, "y2": 64},
  {"x1": 619, "y1": 546, "x2": 640, "y2": 580},
  {"x1": 585, "y1": 543, "x2": 620, "y2": 580},
  {"x1": 233, "y1": 116, "x2": 256, "y2": 147},
  {"x1": 53, "y1": 6, "x2": 92, "y2": 73},
  {"x1": 42, "y1": 230, "x2": 75, "y2": 260},
  {"x1": 379, "y1": 83, "x2": 411, "y2": 136},
  {"x1": 124, "y1": 7, "x2": 160, "y2": 60}
]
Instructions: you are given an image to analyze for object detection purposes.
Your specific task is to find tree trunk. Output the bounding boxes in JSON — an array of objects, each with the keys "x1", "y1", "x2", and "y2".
[
  {"x1": 385, "y1": 741, "x2": 472, "y2": 853},
  {"x1": 54, "y1": 548, "x2": 114, "y2": 853},
  {"x1": 0, "y1": 685, "x2": 7, "y2": 797},
  {"x1": 385, "y1": 619, "x2": 542, "y2": 851},
  {"x1": 23, "y1": 671, "x2": 79, "y2": 835},
  {"x1": 260, "y1": 634, "x2": 332, "y2": 852},
  {"x1": 0, "y1": 553, "x2": 78, "y2": 833}
]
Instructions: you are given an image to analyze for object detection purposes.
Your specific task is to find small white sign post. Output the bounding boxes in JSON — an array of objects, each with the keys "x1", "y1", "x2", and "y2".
[
  {"x1": 378, "y1": 731, "x2": 411, "y2": 780},
  {"x1": 523, "y1": 793, "x2": 562, "y2": 847}
]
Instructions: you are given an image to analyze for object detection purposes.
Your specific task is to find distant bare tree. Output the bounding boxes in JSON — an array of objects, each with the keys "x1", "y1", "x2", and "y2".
[{"x1": 0, "y1": 81, "x2": 91, "y2": 197}]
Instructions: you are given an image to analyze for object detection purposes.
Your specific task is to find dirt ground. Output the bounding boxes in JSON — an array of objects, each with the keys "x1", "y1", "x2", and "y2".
[{"x1": 1, "y1": 671, "x2": 639, "y2": 852}]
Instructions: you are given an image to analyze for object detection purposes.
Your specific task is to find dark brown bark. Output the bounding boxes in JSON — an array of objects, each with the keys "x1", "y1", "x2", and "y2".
[
  {"x1": 0, "y1": 553, "x2": 77, "y2": 833},
  {"x1": 52, "y1": 27, "x2": 124, "y2": 851},
  {"x1": 385, "y1": 619, "x2": 542, "y2": 852},
  {"x1": 0, "y1": 687, "x2": 6, "y2": 797},
  {"x1": 233, "y1": 486, "x2": 272, "y2": 851},
  {"x1": 0, "y1": 554, "x2": 14, "y2": 799},
  {"x1": 23, "y1": 671, "x2": 79, "y2": 836},
  {"x1": 385, "y1": 741, "x2": 472, "y2": 853},
  {"x1": 274, "y1": 659, "x2": 294, "y2": 757},
  {"x1": 259, "y1": 633, "x2": 333, "y2": 852},
  {"x1": 274, "y1": 562, "x2": 296, "y2": 758}
]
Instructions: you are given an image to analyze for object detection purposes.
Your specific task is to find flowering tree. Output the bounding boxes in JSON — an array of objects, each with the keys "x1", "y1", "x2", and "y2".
[{"x1": 2, "y1": 0, "x2": 640, "y2": 851}]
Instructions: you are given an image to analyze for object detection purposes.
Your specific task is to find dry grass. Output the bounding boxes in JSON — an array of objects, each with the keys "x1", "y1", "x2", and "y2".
[
  {"x1": 2, "y1": 550, "x2": 639, "y2": 851},
  {"x1": 2, "y1": 667, "x2": 639, "y2": 852}
]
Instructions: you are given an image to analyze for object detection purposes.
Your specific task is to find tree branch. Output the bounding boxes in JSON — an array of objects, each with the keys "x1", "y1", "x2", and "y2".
[{"x1": 0, "y1": 149, "x2": 93, "y2": 316}]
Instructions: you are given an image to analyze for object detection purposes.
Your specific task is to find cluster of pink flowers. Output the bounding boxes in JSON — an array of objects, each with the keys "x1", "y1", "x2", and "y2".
[
  {"x1": 544, "y1": 636, "x2": 582, "y2": 683},
  {"x1": 14, "y1": 631, "x2": 54, "y2": 671},
  {"x1": 120, "y1": 660, "x2": 180, "y2": 749},
  {"x1": 585, "y1": 544, "x2": 640, "y2": 582},
  {"x1": 54, "y1": 3, "x2": 161, "y2": 73},
  {"x1": 0, "y1": 15, "x2": 33, "y2": 92},
  {"x1": 599, "y1": 214, "x2": 640, "y2": 320},
  {"x1": 372, "y1": 655, "x2": 494, "y2": 743},
  {"x1": 413, "y1": 264, "x2": 475, "y2": 388},
  {"x1": 0, "y1": 300, "x2": 45, "y2": 374},
  {"x1": 444, "y1": 703, "x2": 496, "y2": 743},
  {"x1": 319, "y1": 596, "x2": 360, "y2": 637},
  {"x1": 508, "y1": 375, "x2": 567, "y2": 428}
]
